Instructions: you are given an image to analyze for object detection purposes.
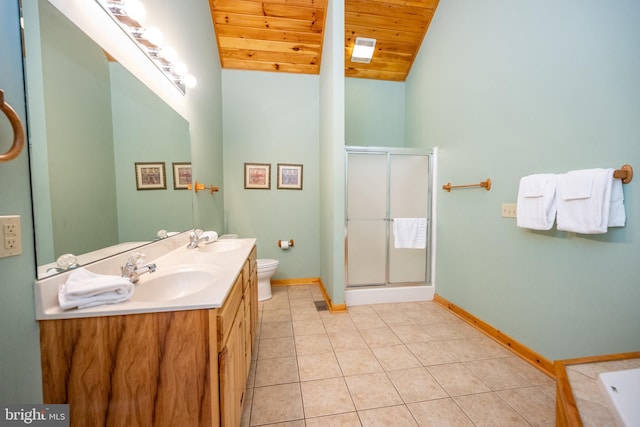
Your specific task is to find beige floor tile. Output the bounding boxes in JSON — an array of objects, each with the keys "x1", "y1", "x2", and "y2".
[
  {"x1": 292, "y1": 319, "x2": 326, "y2": 336},
  {"x1": 358, "y1": 405, "x2": 418, "y2": 426},
  {"x1": 323, "y1": 314, "x2": 358, "y2": 332},
  {"x1": 257, "y1": 421, "x2": 305, "y2": 427},
  {"x1": 259, "y1": 336, "x2": 296, "y2": 359},
  {"x1": 371, "y1": 344, "x2": 422, "y2": 371},
  {"x1": 463, "y1": 358, "x2": 531, "y2": 390},
  {"x1": 262, "y1": 308, "x2": 293, "y2": 323},
  {"x1": 300, "y1": 377, "x2": 356, "y2": 418},
  {"x1": 497, "y1": 386, "x2": 555, "y2": 427},
  {"x1": 407, "y1": 340, "x2": 460, "y2": 365},
  {"x1": 294, "y1": 333, "x2": 333, "y2": 355},
  {"x1": 260, "y1": 321, "x2": 293, "y2": 339},
  {"x1": 390, "y1": 324, "x2": 432, "y2": 344},
  {"x1": 254, "y1": 356, "x2": 300, "y2": 387},
  {"x1": 536, "y1": 382, "x2": 557, "y2": 401},
  {"x1": 406, "y1": 398, "x2": 475, "y2": 427},
  {"x1": 305, "y1": 412, "x2": 362, "y2": 427},
  {"x1": 404, "y1": 310, "x2": 443, "y2": 325},
  {"x1": 345, "y1": 372, "x2": 403, "y2": 410},
  {"x1": 290, "y1": 306, "x2": 321, "y2": 321},
  {"x1": 427, "y1": 363, "x2": 491, "y2": 396},
  {"x1": 573, "y1": 397, "x2": 616, "y2": 427},
  {"x1": 501, "y1": 356, "x2": 555, "y2": 386},
  {"x1": 289, "y1": 298, "x2": 317, "y2": 310},
  {"x1": 241, "y1": 387, "x2": 253, "y2": 427},
  {"x1": 349, "y1": 313, "x2": 388, "y2": 330},
  {"x1": 335, "y1": 348, "x2": 384, "y2": 376},
  {"x1": 450, "y1": 337, "x2": 511, "y2": 361},
  {"x1": 377, "y1": 311, "x2": 416, "y2": 326},
  {"x1": 250, "y1": 383, "x2": 304, "y2": 426},
  {"x1": 297, "y1": 352, "x2": 343, "y2": 381},
  {"x1": 453, "y1": 392, "x2": 529, "y2": 427},
  {"x1": 387, "y1": 367, "x2": 448, "y2": 403},
  {"x1": 423, "y1": 321, "x2": 469, "y2": 340},
  {"x1": 346, "y1": 305, "x2": 377, "y2": 315},
  {"x1": 360, "y1": 327, "x2": 402, "y2": 347},
  {"x1": 328, "y1": 330, "x2": 369, "y2": 351}
]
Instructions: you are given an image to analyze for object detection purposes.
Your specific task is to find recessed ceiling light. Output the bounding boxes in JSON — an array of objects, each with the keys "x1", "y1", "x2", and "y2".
[{"x1": 351, "y1": 37, "x2": 376, "y2": 64}]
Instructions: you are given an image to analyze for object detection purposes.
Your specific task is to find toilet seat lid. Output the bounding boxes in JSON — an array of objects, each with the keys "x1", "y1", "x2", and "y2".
[{"x1": 258, "y1": 259, "x2": 279, "y2": 268}]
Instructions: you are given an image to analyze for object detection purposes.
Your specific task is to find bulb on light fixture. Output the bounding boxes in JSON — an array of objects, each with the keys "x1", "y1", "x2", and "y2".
[
  {"x1": 123, "y1": 0, "x2": 146, "y2": 23},
  {"x1": 183, "y1": 74, "x2": 197, "y2": 89},
  {"x1": 160, "y1": 46, "x2": 178, "y2": 62},
  {"x1": 173, "y1": 61, "x2": 188, "y2": 76},
  {"x1": 143, "y1": 27, "x2": 164, "y2": 46}
]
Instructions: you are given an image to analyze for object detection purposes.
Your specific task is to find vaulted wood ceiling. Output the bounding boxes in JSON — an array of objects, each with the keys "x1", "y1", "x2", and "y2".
[{"x1": 208, "y1": 0, "x2": 439, "y2": 82}]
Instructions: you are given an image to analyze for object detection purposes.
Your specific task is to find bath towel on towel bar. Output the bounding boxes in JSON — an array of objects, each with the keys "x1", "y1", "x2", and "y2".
[
  {"x1": 516, "y1": 173, "x2": 557, "y2": 230},
  {"x1": 58, "y1": 268, "x2": 134, "y2": 310},
  {"x1": 393, "y1": 218, "x2": 427, "y2": 249},
  {"x1": 556, "y1": 168, "x2": 624, "y2": 234}
]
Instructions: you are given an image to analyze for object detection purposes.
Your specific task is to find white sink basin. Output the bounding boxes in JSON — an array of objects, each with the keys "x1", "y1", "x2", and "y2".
[
  {"x1": 132, "y1": 265, "x2": 221, "y2": 302},
  {"x1": 199, "y1": 240, "x2": 245, "y2": 253}
]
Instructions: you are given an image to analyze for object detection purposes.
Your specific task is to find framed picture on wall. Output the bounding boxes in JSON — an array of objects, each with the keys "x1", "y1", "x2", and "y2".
[
  {"x1": 172, "y1": 162, "x2": 192, "y2": 190},
  {"x1": 135, "y1": 162, "x2": 166, "y2": 190},
  {"x1": 277, "y1": 163, "x2": 303, "y2": 190},
  {"x1": 244, "y1": 163, "x2": 271, "y2": 189}
]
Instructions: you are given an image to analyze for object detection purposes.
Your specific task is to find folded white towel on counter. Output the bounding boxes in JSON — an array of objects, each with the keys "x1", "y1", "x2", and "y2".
[
  {"x1": 556, "y1": 168, "x2": 613, "y2": 234},
  {"x1": 393, "y1": 218, "x2": 427, "y2": 249},
  {"x1": 58, "y1": 268, "x2": 134, "y2": 310},
  {"x1": 202, "y1": 231, "x2": 219, "y2": 244},
  {"x1": 608, "y1": 177, "x2": 626, "y2": 227},
  {"x1": 516, "y1": 174, "x2": 557, "y2": 230}
]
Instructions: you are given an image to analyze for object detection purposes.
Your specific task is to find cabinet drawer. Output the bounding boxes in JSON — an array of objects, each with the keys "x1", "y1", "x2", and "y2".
[
  {"x1": 249, "y1": 245, "x2": 257, "y2": 274},
  {"x1": 242, "y1": 260, "x2": 250, "y2": 292},
  {"x1": 217, "y1": 274, "x2": 243, "y2": 347}
]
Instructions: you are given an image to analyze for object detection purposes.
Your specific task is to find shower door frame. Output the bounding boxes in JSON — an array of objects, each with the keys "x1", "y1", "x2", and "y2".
[{"x1": 345, "y1": 146, "x2": 432, "y2": 289}]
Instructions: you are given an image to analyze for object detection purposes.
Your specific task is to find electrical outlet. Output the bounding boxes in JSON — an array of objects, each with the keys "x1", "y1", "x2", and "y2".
[
  {"x1": 501, "y1": 203, "x2": 517, "y2": 218},
  {"x1": 0, "y1": 215, "x2": 21, "y2": 258}
]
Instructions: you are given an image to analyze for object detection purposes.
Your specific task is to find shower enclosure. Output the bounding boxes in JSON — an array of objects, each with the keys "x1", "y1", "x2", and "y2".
[{"x1": 345, "y1": 147, "x2": 431, "y2": 289}]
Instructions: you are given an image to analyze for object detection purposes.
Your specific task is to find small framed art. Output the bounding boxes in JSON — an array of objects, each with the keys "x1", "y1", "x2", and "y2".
[
  {"x1": 244, "y1": 163, "x2": 271, "y2": 189},
  {"x1": 172, "y1": 162, "x2": 192, "y2": 190},
  {"x1": 135, "y1": 162, "x2": 166, "y2": 190},
  {"x1": 277, "y1": 163, "x2": 303, "y2": 190}
]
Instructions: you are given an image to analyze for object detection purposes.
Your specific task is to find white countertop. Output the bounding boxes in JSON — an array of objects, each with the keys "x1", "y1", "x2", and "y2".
[{"x1": 34, "y1": 234, "x2": 256, "y2": 320}]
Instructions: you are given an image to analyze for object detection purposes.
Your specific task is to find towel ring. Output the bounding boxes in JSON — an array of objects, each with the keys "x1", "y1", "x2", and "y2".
[{"x1": 0, "y1": 89, "x2": 25, "y2": 163}]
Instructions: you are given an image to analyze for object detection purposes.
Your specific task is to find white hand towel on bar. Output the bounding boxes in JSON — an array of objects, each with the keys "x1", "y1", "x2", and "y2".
[
  {"x1": 393, "y1": 218, "x2": 427, "y2": 249},
  {"x1": 58, "y1": 268, "x2": 134, "y2": 310},
  {"x1": 556, "y1": 168, "x2": 614, "y2": 234},
  {"x1": 516, "y1": 174, "x2": 557, "y2": 230}
]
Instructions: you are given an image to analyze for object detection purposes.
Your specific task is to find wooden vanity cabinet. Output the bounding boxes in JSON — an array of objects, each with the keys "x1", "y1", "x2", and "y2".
[
  {"x1": 217, "y1": 246, "x2": 257, "y2": 426},
  {"x1": 39, "y1": 246, "x2": 258, "y2": 427}
]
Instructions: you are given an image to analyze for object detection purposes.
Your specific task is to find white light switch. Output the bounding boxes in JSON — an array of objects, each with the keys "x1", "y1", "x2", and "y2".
[{"x1": 0, "y1": 215, "x2": 22, "y2": 258}]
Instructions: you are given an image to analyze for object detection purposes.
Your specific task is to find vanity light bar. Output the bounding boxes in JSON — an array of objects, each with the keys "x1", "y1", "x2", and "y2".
[{"x1": 98, "y1": 0, "x2": 197, "y2": 92}]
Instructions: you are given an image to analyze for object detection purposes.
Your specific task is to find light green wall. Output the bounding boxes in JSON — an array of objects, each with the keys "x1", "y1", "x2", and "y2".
[
  {"x1": 406, "y1": 0, "x2": 640, "y2": 360},
  {"x1": 345, "y1": 78, "x2": 405, "y2": 147},
  {"x1": 0, "y1": 0, "x2": 43, "y2": 403},
  {"x1": 319, "y1": 0, "x2": 346, "y2": 304},
  {"x1": 111, "y1": 64, "x2": 192, "y2": 241},
  {"x1": 39, "y1": 1, "x2": 119, "y2": 260},
  {"x1": 222, "y1": 70, "x2": 321, "y2": 279}
]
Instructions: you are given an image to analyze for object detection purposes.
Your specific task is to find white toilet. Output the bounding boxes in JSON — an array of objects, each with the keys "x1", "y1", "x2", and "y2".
[{"x1": 257, "y1": 259, "x2": 279, "y2": 301}]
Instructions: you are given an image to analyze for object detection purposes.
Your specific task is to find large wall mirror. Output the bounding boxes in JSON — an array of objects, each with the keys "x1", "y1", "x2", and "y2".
[{"x1": 23, "y1": 0, "x2": 193, "y2": 278}]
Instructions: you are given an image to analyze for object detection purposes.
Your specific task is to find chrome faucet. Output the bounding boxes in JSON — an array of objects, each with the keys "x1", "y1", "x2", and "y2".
[
  {"x1": 187, "y1": 229, "x2": 209, "y2": 249},
  {"x1": 121, "y1": 252, "x2": 156, "y2": 283}
]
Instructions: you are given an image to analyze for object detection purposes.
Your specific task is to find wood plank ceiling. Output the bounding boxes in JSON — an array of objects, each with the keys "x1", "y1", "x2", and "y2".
[{"x1": 208, "y1": 0, "x2": 439, "y2": 82}]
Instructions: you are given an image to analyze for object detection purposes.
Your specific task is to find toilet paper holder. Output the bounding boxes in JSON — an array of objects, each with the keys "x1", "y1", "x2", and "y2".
[{"x1": 277, "y1": 239, "x2": 294, "y2": 248}]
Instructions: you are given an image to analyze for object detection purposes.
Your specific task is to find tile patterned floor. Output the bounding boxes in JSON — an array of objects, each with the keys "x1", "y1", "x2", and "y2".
[{"x1": 241, "y1": 285, "x2": 556, "y2": 426}]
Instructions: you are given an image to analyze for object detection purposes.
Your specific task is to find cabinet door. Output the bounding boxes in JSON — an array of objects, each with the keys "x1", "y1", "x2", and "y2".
[
  {"x1": 219, "y1": 311, "x2": 245, "y2": 427},
  {"x1": 243, "y1": 297, "x2": 252, "y2": 375}
]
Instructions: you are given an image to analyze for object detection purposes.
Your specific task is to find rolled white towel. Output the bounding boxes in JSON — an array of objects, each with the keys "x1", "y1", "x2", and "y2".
[
  {"x1": 202, "y1": 231, "x2": 219, "y2": 244},
  {"x1": 58, "y1": 268, "x2": 134, "y2": 310}
]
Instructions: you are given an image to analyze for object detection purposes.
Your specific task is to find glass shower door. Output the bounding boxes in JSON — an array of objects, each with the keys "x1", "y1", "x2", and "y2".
[{"x1": 346, "y1": 152, "x2": 388, "y2": 287}]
